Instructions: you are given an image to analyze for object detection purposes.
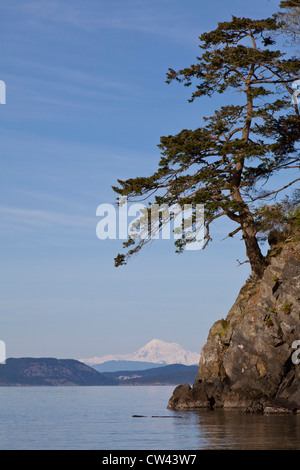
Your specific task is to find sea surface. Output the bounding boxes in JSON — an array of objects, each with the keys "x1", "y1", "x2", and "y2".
[{"x1": 0, "y1": 386, "x2": 299, "y2": 450}]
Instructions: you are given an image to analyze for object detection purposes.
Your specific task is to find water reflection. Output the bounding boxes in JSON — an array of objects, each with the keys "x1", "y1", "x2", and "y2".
[
  {"x1": 172, "y1": 409, "x2": 300, "y2": 450},
  {"x1": 1, "y1": 387, "x2": 299, "y2": 450}
]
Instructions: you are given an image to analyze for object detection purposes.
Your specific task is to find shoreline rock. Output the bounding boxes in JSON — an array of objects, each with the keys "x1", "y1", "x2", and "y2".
[{"x1": 168, "y1": 237, "x2": 300, "y2": 414}]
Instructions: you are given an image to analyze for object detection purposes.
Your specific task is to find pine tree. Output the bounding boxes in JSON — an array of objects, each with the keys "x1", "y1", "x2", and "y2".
[
  {"x1": 278, "y1": 0, "x2": 300, "y2": 42},
  {"x1": 113, "y1": 15, "x2": 300, "y2": 278}
]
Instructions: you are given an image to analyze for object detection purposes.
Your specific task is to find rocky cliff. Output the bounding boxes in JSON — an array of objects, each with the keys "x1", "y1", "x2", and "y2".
[{"x1": 168, "y1": 234, "x2": 300, "y2": 414}]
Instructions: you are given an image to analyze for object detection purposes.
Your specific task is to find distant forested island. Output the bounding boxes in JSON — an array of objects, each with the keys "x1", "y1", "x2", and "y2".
[{"x1": 0, "y1": 357, "x2": 197, "y2": 386}]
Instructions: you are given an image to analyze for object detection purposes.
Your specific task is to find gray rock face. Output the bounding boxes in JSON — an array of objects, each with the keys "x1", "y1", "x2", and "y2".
[{"x1": 168, "y1": 239, "x2": 300, "y2": 413}]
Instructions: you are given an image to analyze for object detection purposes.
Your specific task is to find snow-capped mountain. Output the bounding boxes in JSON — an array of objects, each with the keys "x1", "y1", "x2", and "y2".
[{"x1": 80, "y1": 339, "x2": 200, "y2": 366}]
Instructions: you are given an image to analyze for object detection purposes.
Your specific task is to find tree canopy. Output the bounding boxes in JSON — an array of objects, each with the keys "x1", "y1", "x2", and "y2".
[
  {"x1": 278, "y1": 0, "x2": 300, "y2": 42},
  {"x1": 113, "y1": 14, "x2": 300, "y2": 278}
]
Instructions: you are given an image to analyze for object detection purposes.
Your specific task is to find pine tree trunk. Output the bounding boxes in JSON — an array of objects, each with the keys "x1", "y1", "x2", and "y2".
[
  {"x1": 230, "y1": 183, "x2": 267, "y2": 278},
  {"x1": 241, "y1": 216, "x2": 267, "y2": 278}
]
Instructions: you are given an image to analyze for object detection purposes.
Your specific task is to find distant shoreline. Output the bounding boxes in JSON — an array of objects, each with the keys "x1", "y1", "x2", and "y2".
[{"x1": 0, "y1": 357, "x2": 198, "y2": 387}]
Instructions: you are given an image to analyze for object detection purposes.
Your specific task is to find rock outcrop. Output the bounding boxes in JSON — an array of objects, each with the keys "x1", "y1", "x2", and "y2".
[{"x1": 168, "y1": 235, "x2": 300, "y2": 414}]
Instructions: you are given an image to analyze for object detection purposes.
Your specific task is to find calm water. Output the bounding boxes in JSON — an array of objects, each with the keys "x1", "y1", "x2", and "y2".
[{"x1": 0, "y1": 386, "x2": 299, "y2": 450}]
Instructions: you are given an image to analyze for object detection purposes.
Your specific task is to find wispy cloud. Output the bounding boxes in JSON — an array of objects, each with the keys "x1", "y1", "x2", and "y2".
[
  {"x1": 4, "y1": 63, "x2": 144, "y2": 116},
  {"x1": 0, "y1": 206, "x2": 95, "y2": 229},
  {"x1": 2, "y1": 0, "x2": 202, "y2": 46}
]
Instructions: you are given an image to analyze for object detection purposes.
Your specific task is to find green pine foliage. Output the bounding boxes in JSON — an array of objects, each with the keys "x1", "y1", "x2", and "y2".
[
  {"x1": 113, "y1": 14, "x2": 300, "y2": 277},
  {"x1": 277, "y1": 0, "x2": 300, "y2": 42}
]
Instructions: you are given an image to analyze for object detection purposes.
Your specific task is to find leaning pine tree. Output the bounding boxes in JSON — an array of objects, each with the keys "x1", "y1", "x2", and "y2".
[{"x1": 113, "y1": 15, "x2": 300, "y2": 279}]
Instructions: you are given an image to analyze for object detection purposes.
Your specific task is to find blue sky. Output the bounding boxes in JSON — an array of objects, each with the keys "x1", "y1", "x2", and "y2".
[{"x1": 0, "y1": 0, "x2": 285, "y2": 359}]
